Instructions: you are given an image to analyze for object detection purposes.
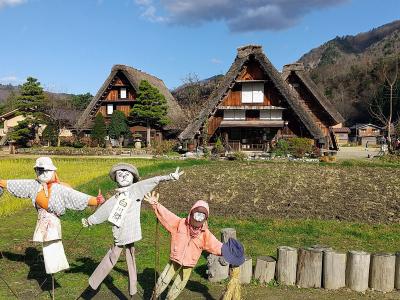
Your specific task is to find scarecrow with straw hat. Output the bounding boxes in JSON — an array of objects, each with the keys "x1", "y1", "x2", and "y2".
[
  {"x1": 0, "y1": 157, "x2": 105, "y2": 294},
  {"x1": 81, "y1": 163, "x2": 184, "y2": 298},
  {"x1": 143, "y1": 191, "x2": 245, "y2": 300}
]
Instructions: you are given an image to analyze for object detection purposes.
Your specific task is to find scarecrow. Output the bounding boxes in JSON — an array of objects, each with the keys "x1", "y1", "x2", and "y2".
[
  {"x1": 81, "y1": 163, "x2": 184, "y2": 297},
  {"x1": 143, "y1": 191, "x2": 239, "y2": 300},
  {"x1": 0, "y1": 157, "x2": 105, "y2": 292}
]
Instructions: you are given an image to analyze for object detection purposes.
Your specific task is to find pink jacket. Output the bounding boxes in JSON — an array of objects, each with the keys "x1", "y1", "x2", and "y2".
[{"x1": 152, "y1": 200, "x2": 222, "y2": 267}]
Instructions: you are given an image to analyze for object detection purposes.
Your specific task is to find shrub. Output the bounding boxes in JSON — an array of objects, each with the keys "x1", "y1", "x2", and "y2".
[
  {"x1": 231, "y1": 151, "x2": 247, "y2": 161},
  {"x1": 272, "y1": 139, "x2": 289, "y2": 156},
  {"x1": 288, "y1": 137, "x2": 313, "y2": 158},
  {"x1": 151, "y1": 140, "x2": 177, "y2": 155},
  {"x1": 213, "y1": 137, "x2": 224, "y2": 154}
]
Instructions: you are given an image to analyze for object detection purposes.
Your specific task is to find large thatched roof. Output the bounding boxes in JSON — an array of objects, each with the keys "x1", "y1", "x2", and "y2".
[
  {"x1": 179, "y1": 45, "x2": 325, "y2": 141},
  {"x1": 282, "y1": 62, "x2": 344, "y2": 125},
  {"x1": 76, "y1": 64, "x2": 186, "y2": 130}
]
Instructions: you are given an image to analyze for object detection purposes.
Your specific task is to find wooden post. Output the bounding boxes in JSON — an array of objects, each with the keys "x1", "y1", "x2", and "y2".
[
  {"x1": 346, "y1": 251, "x2": 370, "y2": 292},
  {"x1": 395, "y1": 252, "x2": 400, "y2": 290},
  {"x1": 323, "y1": 250, "x2": 346, "y2": 290},
  {"x1": 207, "y1": 254, "x2": 229, "y2": 282},
  {"x1": 296, "y1": 247, "x2": 323, "y2": 288},
  {"x1": 276, "y1": 246, "x2": 297, "y2": 286},
  {"x1": 239, "y1": 257, "x2": 252, "y2": 284},
  {"x1": 221, "y1": 228, "x2": 237, "y2": 243},
  {"x1": 369, "y1": 253, "x2": 395, "y2": 292},
  {"x1": 254, "y1": 256, "x2": 276, "y2": 284}
]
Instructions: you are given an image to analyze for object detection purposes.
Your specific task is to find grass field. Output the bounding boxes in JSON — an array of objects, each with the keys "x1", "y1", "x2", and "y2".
[{"x1": 0, "y1": 157, "x2": 400, "y2": 299}]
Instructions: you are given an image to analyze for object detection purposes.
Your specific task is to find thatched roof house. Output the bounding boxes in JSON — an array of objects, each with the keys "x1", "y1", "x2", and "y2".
[
  {"x1": 76, "y1": 65, "x2": 186, "y2": 139},
  {"x1": 180, "y1": 45, "x2": 342, "y2": 151}
]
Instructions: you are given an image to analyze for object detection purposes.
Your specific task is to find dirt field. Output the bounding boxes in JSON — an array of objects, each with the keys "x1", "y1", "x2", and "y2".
[{"x1": 158, "y1": 161, "x2": 400, "y2": 223}]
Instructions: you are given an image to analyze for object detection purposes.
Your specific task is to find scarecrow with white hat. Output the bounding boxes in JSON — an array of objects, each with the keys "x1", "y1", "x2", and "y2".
[
  {"x1": 0, "y1": 157, "x2": 105, "y2": 289},
  {"x1": 81, "y1": 163, "x2": 184, "y2": 298}
]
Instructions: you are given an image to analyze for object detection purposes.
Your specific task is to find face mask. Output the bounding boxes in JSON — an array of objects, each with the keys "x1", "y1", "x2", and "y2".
[
  {"x1": 35, "y1": 168, "x2": 55, "y2": 183},
  {"x1": 193, "y1": 212, "x2": 206, "y2": 222},
  {"x1": 116, "y1": 170, "x2": 134, "y2": 187}
]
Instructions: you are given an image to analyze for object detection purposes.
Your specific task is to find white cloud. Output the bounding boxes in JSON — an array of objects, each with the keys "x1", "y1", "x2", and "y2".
[
  {"x1": 0, "y1": 76, "x2": 21, "y2": 84},
  {"x1": 135, "y1": 0, "x2": 349, "y2": 32},
  {"x1": 211, "y1": 58, "x2": 222, "y2": 64},
  {"x1": 0, "y1": 0, "x2": 26, "y2": 9}
]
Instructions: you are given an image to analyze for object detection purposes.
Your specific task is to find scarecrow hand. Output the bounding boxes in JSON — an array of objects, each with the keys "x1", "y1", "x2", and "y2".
[
  {"x1": 144, "y1": 191, "x2": 159, "y2": 205},
  {"x1": 96, "y1": 189, "x2": 105, "y2": 205},
  {"x1": 82, "y1": 218, "x2": 91, "y2": 228},
  {"x1": 219, "y1": 256, "x2": 229, "y2": 266},
  {"x1": 170, "y1": 167, "x2": 184, "y2": 181}
]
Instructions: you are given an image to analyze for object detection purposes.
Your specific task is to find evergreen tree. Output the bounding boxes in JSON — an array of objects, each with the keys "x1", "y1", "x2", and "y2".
[
  {"x1": 108, "y1": 110, "x2": 129, "y2": 147},
  {"x1": 9, "y1": 119, "x2": 35, "y2": 147},
  {"x1": 42, "y1": 123, "x2": 59, "y2": 146},
  {"x1": 14, "y1": 77, "x2": 48, "y2": 144},
  {"x1": 92, "y1": 113, "x2": 107, "y2": 147},
  {"x1": 130, "y1": 80, "x2": 169, "y2": 146},
  {"x1": 71, "y1": 93, "x2": 93, "y2": 110}
]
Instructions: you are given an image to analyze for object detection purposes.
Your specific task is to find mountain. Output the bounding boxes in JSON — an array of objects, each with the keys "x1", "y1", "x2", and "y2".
[{"x1": 299, "y1": 20, "x2": 400, "y2": 125}]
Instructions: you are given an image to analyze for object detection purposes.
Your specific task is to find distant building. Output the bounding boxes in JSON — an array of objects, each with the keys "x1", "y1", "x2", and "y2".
[
  {"x1": 350, "y1": 123, "x2": 383, "y2": 146},
  {"x1": 332, "y1": 126, "x2": 351, "y2": 145},
  {"x1": 179, "y1": 45, "x2": 344, "y2": 151},
  {"x1": 75, "y1": 65, "x2": 186, "y2": 144}
]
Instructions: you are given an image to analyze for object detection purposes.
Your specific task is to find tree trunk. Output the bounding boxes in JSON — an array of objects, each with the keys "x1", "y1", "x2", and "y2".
[
  {"x1": 296, "y1": 247, "x2": 323, "y2": 288},
  {"x1": 345, "y1": 251, "x2": 370, "y2": 292},
  {"x1": 146, "y1": 121, "x2": 151, "y2": 147},
  {"x1": 369, "y1": 253, "x2": 395, "y2": 292},
  {"x1": 395, "y1": 252, "x2": 400, "y2": 290},
  {"x1": 254, "y1": 256, "x2": 276, "y2": 284},
  {"x1": 276, "y1": 246, "x2": 297, "y2": 286},
  {"x1": 206, "y1": 254, "x2": 229, "y2": 282},
  {"x1": 221, "y1": 228, "x2": 237, "y2": 243},
  {"x1": 239, "y1": 257, "x2": 252, "y2": 284},
  {"x1": 323, "y1": 250, "x2": 346, "y2": 290}
]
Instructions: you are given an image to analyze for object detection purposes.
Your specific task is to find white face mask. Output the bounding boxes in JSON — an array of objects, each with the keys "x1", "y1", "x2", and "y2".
[
  {"x1": 193, "y1": 212, "x2": 206, "y2": 222},
  {"x1": 116, "y1": 170, "x2": 134, "y2": 187},
  {"x1": 35, "y1": 168, "x2": 55, "y2": 183}
]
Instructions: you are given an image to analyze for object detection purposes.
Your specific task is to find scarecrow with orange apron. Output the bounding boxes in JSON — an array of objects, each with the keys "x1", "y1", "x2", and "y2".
[{"x1": 0, "y1": 157, "x2": 104, "y2": 275}]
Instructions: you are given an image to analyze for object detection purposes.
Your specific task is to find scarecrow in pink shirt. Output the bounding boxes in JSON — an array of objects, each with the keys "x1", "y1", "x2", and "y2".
[{"x1": 144, "y1": 191, "x2": 223, "y2": 300}]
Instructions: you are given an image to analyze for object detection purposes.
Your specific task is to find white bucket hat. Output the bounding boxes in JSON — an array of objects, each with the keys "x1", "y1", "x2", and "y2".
[{"x1": 34, "y1": 157, "x2": 57, "y2": 171}]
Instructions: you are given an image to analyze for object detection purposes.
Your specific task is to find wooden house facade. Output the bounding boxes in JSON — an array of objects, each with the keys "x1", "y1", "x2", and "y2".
[
  {"x1": 76, "y1": 65, "x2": 186, "y2": 143},
  {"x1": 350, "y1": 123, "x2": 383, "y2": 146},
  {"x1": 179, "y1": 45, "x2": 344, "y2": 151}
]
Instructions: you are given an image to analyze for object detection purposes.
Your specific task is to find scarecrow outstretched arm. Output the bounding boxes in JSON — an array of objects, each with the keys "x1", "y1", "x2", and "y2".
[
  {"x1": 151, "y1": 202, "x2": 180, "y2": 233},
  {"x1": 204, "y1": 231, "x2": 223, "y2": 256},
  {"x1": 87, "y1": 196, "x2": 117, "y2": 225},
  {"x1": 134, "y1": 175, "x2": 173, "y2": 199},
  {"x1": 61, "y1": 186, "x2": 100, "y2": 211},
  {"x1": 1, "y1": 179, "x2": 37, "y2": 199}
]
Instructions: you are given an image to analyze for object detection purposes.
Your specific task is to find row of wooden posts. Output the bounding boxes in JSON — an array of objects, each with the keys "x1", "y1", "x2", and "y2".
[{"x1": 207, "y1": 228, "x2": 400, "y2": 293}]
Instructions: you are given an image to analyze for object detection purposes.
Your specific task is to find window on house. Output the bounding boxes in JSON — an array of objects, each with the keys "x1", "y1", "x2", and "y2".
[
  {"x1": 107, "y1": 104, "x2": 114, "y2": 115},
  {"x1": 120, "y1": 87, "x2": 127, "y2": 99},
  {"x1": 260, "y1": 109, "x2": 282, "y2": 120},
  {"x1": 241, "y1": 82, "x2": 264, "y2": 103},
  {"x1": 223, "y1": 110, "x2": 245, "y2": 120}
]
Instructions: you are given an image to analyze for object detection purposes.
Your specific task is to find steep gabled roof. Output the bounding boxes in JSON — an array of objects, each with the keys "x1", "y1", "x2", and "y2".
[
  {"x1": 76, "y1": 64, "x2": 186, "y2": 130},
  {"x1": 0, "y1": 109, "x2": 19, "y2": 120},
  {"x1": 282, "y1": 63, "x2": 344, "y2": 124},
  {"x1": 179, "y1": 45, "x2": 325, "y2": 141}
]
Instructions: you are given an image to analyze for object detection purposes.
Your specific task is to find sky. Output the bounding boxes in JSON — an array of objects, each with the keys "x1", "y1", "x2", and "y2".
[{"x1": 0, "y1": 0, "x2": 399, "y2": 95}]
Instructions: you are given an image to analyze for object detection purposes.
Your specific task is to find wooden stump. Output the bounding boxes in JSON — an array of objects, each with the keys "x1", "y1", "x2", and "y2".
[
  {"x1": 369, "y1": 253, "x2": 395, "y2": 292},
  {"x1": 239, "y1": 257, "x2": 252, "y2": 284},
  {"x1": 323, "y1": 250, "x2": 346, "y2": 290},
  {"x1": 276, "y1": 246, "x2": 297, "y2": 286},
  {"x1": 296, "y1": 247, "x2": 323, "y2": 288},
  {"x1": 395, "y1": 252, "x2": 400, "y2": 290},
  {"x1": 254, "y1": 256, "x2": 276, "y2": 284},
  {"x1": 346, "y1": 251, "x2": 370, "y2": 292},
  {"x1": 206, "y1": 254, "x2": 229, "y2": 282},
  {"x1": 221, "y1": 228, "x2": 237, "y2": 243}
]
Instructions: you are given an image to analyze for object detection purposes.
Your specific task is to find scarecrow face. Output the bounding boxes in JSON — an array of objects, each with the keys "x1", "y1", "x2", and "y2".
[
  {"x1": 116, "y1": 170, "x2": 134, "y2": 187},
  {"x1": 35, "y1": 168, "x2": 55, "y2": 183},
  {"x1": 189, "y1": 206, "x2": 208, "y2": 228}
]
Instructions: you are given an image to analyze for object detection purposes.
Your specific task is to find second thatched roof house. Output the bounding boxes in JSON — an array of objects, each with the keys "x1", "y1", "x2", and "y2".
[
  {"x1": 75, "y1": 64, "x2": 186, "y2": 143},
  {"x1": 179, "y1": 45, "x2": 344, "y2": 151}
]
